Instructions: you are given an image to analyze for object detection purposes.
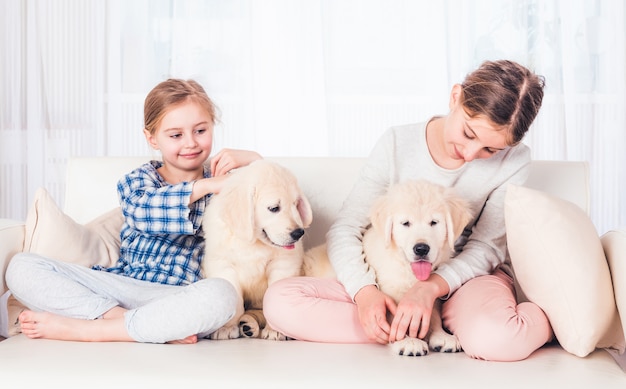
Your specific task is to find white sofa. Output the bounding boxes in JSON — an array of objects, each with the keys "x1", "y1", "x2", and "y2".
[{"x1": 0, "y1": 156, "x2": 625, "y2": 388}]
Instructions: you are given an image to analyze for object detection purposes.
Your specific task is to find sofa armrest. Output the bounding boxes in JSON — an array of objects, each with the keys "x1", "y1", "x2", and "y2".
[{"x1": 0, "y1": 219, "x2": 25, "y2": 294}]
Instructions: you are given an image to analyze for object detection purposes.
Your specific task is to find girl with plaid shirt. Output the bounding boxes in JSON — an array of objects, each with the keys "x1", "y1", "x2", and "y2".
[{"x1": 7, "y1": 79, "x2": 261, "y2": 343}]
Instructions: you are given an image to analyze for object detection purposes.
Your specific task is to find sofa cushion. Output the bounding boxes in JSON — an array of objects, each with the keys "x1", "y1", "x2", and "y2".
[
  {"x1": 24, "y1": 187, "x2": 123, "y2": 268},
  {"x1": 505, "y1": 184, "x2": 625, "y2": 357}
]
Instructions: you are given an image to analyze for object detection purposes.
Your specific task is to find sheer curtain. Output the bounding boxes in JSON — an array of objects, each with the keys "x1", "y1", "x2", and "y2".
[{"x1": 1, "y1": 0, "x2": 624, "y2": 235}]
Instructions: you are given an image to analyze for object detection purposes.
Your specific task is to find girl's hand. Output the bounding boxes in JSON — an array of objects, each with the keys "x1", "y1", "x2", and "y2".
[
  {"x1": 189, "y1": 175, "x2": 229, "y2": 203},
  {"x1": 388, "y1": 274, "x2": 448, "y2": 342},
  {"x1": 191, "y1": 149, "x2": 261, "y2": 203},
  {"x1": 210, "y1": 149, "x2": 262, "y2": 177},
  {"x1": 354, "y1": 285, "x2": 397, "y2": 344}
]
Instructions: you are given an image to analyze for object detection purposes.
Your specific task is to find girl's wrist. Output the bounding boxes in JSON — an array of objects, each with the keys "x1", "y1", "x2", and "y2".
[
  {"x1": 190, "y1": 177, "x2": 218, "y2": 203},
  {"x1": 428, "y1": 274, "x2": 450, "y2": 298},
  {"x1": 410, "y1": 274, "x2": 449, "y2": 299},
  {"x1": 354, "y1": 284, "x2": 379, "y2": 305}
]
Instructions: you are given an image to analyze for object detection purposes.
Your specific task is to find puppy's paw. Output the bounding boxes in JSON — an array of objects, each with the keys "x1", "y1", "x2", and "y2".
[
  {"x1": 261, "y1": 326, "x2": 288, "y2": 341},
  {"x1": 239, "y1": 313, "x2": 260, "y2": 338},
  {"x1": 209, "y1": 325, "x2": 240, "y2": 340},
  {"x1": 428, "y1": 331, "x2": 462, "y2": 353},
  {"x1": 390, "y1": 337, "x2": 429, "y2": 357}
]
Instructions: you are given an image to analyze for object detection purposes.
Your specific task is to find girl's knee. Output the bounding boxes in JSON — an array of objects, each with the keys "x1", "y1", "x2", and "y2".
[
  {"x1": 6, "y1": 253, "x2": 36, "y2": 292},
  {"x1": 195, "y1": 278, "x2": 238, "y2": 317},
  {"x1": 456, "y1": 305, "x2": 551, "y2": 361},
  {"x1": 263, "y1": 277, "x2": 310, "y2": 329},
  {"x1": 460, "y1": 329, "x2": 533, "y2": 361},
  {"x1": 264, "y1": 277, "x2": 291, "y2": 301},
  {"x1": 262, "y1": 278, "x2": 291, "y2": 321}
]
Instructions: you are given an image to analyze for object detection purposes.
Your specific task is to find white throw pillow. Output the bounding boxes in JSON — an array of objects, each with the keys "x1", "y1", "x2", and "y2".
[
  {"x1": 23, "y1": 187, "x2": 123, "y2": 268},
  {"x1": 505, "y1": 184, "x2": 624, "y2": 357}
]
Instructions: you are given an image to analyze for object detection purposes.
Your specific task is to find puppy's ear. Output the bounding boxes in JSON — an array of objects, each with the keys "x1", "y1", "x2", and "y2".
[
  {"x1": 369, "y1": 195, "x2": 393, "y2": 248},
  {"x1": 219, "y1": 179, "x2": 256, "y2": 243},
  {"x1": 297, "y1": 193, "x2": 313, "y2": 228},
  {"x1": 383, "y1": 216, "x2": 393, "y2": 248},
  {"x1": 444, "y1": 190, "x2": 473, "y2": 249}
]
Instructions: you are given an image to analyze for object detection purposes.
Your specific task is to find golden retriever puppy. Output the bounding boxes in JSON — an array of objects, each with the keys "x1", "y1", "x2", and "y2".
[
  {"x1": 202, "y1": 160, "x2": 312, "y2": 341},
  {"x1": 303, "y1": 180, "x2": 473, "y2": 356}
]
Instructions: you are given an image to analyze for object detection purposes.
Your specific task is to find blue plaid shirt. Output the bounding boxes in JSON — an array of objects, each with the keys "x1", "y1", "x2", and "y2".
[{"x1": 102, "y1": 161, "x2": 210, "y2": 285}]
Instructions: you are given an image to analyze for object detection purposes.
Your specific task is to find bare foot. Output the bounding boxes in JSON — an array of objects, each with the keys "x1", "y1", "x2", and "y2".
[
  {"x1": 18, "y1": 310, "x2": 199, "y2": 344},
  {"x1": 18, "y1": 310, "x2": 133, "y2": 342},
  {"x1": 167, "y1": 334, "x2": 198, "y2": 344}
]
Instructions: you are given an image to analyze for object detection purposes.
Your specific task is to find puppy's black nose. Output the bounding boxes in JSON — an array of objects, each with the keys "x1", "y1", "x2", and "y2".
[
  {"x1": 414, "y1": 243, "x2": 430, "y2": 257},
  {"x1": 290, "y1": 228, "x2": 305, "y2": 241}
]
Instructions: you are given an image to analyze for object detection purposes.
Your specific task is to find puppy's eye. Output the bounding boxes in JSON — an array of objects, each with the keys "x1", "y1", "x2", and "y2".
[
  {"x1": 401, "y1": 221, "x2": 411, "y2": 227},
  {"x1": 268, "y1": 205, "x2": 280, "y2": 213},
  {"x1": 430, "y1": 220, "x2": 438, "y2": 227}
]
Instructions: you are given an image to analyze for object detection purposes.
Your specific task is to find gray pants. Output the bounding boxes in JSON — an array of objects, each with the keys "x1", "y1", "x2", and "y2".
[{"x1": 6, "y1": 253, "x2": 237, "y2": 343}]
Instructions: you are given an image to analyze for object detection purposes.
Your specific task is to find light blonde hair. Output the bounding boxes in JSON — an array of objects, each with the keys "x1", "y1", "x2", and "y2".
[{"x1": 144, "y1": 79, "x2": 218, "y2": 135}]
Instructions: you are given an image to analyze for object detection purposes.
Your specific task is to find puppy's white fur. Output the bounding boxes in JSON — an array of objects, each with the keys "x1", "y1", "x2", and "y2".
[
  {"x1": 304, "y1": 180, "x2": 472, "y2": 356},
  {"x1": 202, "y1": 160, "x2": 312, "y2": 340}
]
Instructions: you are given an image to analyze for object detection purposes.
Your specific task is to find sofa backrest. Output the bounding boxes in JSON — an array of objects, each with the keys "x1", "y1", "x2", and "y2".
[{"x1": 63, "y1": 157, "x2": 589, "y2": 250}]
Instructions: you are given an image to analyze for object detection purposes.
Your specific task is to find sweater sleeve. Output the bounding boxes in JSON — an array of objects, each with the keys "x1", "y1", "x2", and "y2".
[
  {"x1": 326, "y1": 129, "x2": 396, "y2": 300},
  {"x1": 434, "y1": 146, "x2": 531, "y2": 297}
]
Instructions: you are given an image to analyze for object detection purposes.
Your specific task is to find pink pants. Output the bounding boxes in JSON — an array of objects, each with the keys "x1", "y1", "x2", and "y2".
[{"x1": 263, "y1": 269, "x2": 553, "y2": 361}]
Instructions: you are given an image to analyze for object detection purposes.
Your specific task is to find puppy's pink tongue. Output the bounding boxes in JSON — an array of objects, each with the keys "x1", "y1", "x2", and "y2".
[
  {"x1": 411, "y1": 262, "x2": 432, "y2": 281},
  {"x1": 284, "y1": 245, "x2": 295, "y2": 250}
]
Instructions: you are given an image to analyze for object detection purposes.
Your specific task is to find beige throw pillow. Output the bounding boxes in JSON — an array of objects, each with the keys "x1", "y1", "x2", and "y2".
[
  {"x1": 505, "y1": 184, "x2": 625, "y2": 357},
  {"x1": 23, "y1": 187, "x2": 123, "y2": 268}
]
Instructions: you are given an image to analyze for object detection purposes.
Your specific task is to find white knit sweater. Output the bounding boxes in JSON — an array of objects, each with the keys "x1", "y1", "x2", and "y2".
[{"x1": 326, "y1": 120, "x2": 530, "y2": 300}]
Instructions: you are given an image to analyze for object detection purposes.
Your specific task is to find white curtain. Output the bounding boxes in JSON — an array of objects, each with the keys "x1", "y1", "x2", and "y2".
[{"x1": 1, "y1": 0, "x2": 624, "y2": 235}]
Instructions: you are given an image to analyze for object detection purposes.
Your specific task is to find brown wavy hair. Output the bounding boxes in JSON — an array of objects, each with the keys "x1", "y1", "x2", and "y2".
[{"x1": 460, "y1": 60, "x2": 545, "y2": 146}]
